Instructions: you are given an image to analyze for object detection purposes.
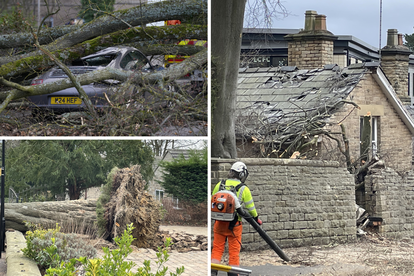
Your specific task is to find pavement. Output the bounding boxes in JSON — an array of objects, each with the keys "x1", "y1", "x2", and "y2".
[
  {"x1": 0, "y1": 225, "x2": 208, "y2": 276},
  {"x1": 121, "y1": 225, "x2": 208, "y2": 276},
  {"x1": 159, "y1": 225, "x2": 208, "y2": 236},
  {"x1": 216, "y1": 263, "x2": 369, "y2": 276}
]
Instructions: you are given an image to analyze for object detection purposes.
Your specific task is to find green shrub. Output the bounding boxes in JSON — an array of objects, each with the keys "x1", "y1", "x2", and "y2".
[
  {"x1": 22, "y1": 224, "x2": 96, "y2": 271},
  {"x1": 96, "y1": 167, "x2": 118, "y2": 237},
  {"x1": 45, "y1": 223, "x2": 185, "y2": 276}
]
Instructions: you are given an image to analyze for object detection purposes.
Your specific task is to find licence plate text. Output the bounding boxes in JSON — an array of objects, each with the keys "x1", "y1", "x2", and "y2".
[{"x1": 51, "y1": 97, "x2": 82, "y2": 105}]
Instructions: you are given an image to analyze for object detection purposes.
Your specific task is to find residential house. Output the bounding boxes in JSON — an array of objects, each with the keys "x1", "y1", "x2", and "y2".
[
  {"x1": 236, "y1": 11, "x2": 414, "y2": 174},
  {"x1": 148, "y1": 149, "x2": 199, "y2": 207},
  {"x1": 241, "y1": 13, "x2": 414, "y2": 102}
]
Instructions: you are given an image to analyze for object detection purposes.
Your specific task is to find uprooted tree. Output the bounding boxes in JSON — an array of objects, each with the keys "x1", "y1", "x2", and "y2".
[
  {"x1": 0, "y1": 0, "x2": 207, "y2": 135},
  {"x1": 5, "y1": 165, "x2": 162, "y2": 248}
]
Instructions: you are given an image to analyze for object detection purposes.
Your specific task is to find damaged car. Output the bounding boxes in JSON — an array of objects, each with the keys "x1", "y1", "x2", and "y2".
[{"x1": 28, "y1": 46, "x2": 156, "y2": 115}]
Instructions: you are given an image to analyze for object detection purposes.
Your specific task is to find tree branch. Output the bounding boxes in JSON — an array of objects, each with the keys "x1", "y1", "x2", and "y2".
[{"x1": 0, "y1": 49, "x2": 206, "y2": 113}]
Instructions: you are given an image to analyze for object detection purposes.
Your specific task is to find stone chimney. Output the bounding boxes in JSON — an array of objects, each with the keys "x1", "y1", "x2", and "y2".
[
  {"x1": 285, "y1": 11, "x2": 337, "y2": 69},
  {"x1": 381, "y1": 29, "x2": 412, "y2": 100}
]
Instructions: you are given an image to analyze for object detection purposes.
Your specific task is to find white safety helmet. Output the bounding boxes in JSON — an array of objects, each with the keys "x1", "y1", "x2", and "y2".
[{"x1": 231, "y1": 161, "x2": 249, "y2": 182}]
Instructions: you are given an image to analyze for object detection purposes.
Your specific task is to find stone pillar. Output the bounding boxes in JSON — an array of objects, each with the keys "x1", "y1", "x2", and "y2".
[
  {"x1": 285, "y1": 11, "x2": 337, "y2": 69},
  {"x1": 381, "y1": 29, "x2": 412, "y2": 100}
]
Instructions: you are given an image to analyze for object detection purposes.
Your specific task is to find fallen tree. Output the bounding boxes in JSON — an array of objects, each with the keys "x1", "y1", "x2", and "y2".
[
  {"x1": 0, "y1": 48, "x2": 206, "y2": 113},
  {"x1": 5, "y1": 199, "x2": 97, "y2": 233},
  {"x1": 0, "y1": 0, "x2": 207, "y2": 135},
  {"x1": 4, "y1": 165, "x2": 162, "y2": 248}
]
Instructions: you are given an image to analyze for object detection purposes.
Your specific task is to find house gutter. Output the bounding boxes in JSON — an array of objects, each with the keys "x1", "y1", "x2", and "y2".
[{"x1": 373, "y1": 67, "x2": 414, "y2": 135}]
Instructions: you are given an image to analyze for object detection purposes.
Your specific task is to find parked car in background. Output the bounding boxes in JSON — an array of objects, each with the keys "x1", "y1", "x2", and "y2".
[{"x1": 29, "y1": 46, "x2": 156, "y2": 114}]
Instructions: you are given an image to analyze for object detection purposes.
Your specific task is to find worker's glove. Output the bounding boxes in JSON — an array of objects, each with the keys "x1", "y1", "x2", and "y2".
[{"x1": 254, "y1": 216, "x2": 263, "y2": 226}]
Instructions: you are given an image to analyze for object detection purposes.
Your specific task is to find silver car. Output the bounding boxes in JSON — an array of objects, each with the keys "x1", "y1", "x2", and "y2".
[{"x1": 29, "y1": 46, "x2": 155, "y2": 114}]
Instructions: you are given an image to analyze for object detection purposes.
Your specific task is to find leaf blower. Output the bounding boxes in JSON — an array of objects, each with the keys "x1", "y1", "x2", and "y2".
[{"x1": 212, "y1": 189, "x2": 290, "y2": 262}]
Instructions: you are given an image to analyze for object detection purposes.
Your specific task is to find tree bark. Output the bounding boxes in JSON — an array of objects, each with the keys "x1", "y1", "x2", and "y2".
[
  {"x1": 0, "y1": 25, "x2": 78, "y2": 49},
  {"x1": 0, "y1": 24, "x2": 206, "y2": 67},
  {"x1": 211, "y1": 0, "x2": 246, "y2": 158},
  {"x1": 4, "y1": 200, "x2": 97, "y2": 232}
]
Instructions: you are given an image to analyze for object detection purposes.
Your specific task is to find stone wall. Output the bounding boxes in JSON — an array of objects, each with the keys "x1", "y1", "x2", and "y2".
[
  {"x1": 326, "y1": 72, "x2": 413, "y2": 172},
  {"x1": 381, "y1": 53, "x2": 410, "y2": 98},
  {"x1": 6, "y1": 230, "x2": 41, "y2": 276},
  {"x1": 211, "y1": 158, "x2": 356, "y2": 250},
  {"x1": 365, "y1": 167, "x2": 414, "y2": 239}
]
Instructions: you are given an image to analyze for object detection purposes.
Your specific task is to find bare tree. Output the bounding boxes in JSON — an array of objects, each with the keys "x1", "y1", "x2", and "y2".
[
  {"x1": 211, "y1": 0, "x2": 246, "y2": 158},
  {"x1": 211, "y1": 0, "x2": 289, "y2": 157}
]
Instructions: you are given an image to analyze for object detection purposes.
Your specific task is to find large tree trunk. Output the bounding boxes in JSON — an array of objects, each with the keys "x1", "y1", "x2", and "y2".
[
  {"x1": 211, "y1": 0, "x2": 246, "y2": 158},
  {"x1": 4, "y1": 200, "x2": 97, "y2": 232},
  {"x1": 0, "y1": 24, "x2": 206, "y2": 78}
]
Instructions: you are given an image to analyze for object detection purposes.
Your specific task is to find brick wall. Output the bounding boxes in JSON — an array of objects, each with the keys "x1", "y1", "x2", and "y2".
[
  {"x1": 211, "y1": 158, "x2": 356, "y2": 250},
  {"x1": 287, "y1": 39, "x2": 334, "y2": 69},
  {"x1": 326, "y1": 72, "x2": 413, "y2": 172},
  {"x1": 381, "y1": 53, "x2": 410, "y2": 98},
  {"x1": 365, "y1": 167, "x2": 414, "y2": 239}
]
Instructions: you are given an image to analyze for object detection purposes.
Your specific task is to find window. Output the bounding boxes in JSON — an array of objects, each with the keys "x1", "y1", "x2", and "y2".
[
  {"x1": 155, "y1": 189, "x2": 164, "y2": 201},
  {"x1": 360, "y1": 116, "x2": 379, "y2": 158},
  {"x1": 371, "y1": 117, "x2": 378, "y2": 156},
  {"x1": 408, "y1": 69, "x2": 414, "y2": 102},
  {"x1": 172, "y1": 195, "x2": 181, "y2": 209},
  {"x1": 120, "y1": 51, "x2": 152, "y2": 71}
]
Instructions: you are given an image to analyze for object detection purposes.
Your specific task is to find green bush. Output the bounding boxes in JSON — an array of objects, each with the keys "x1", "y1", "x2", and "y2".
[
  {"x1": 44, "y1": 223, "x2": 185, "y2": 276},
  {"x1": 96, "y1": 167, "x2": 118, "y2": 237},
  {"x1": 22, "y1": 224, "x2": 97, "y2": 271},
  {"x1": 159, "y1": 149, "x2": 207, "y2": 204},
  {"x1": 0, "y1": 5, "x2": 35, "y2": 34}
]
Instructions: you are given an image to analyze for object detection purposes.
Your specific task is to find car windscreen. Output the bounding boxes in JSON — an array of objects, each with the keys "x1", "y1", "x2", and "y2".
[
  {"x1": 120, "y1": 51, "x2": 152, "y2": 71},
  {"x1": 72, "y1": 54, "x2": 118, "y2": 67}
]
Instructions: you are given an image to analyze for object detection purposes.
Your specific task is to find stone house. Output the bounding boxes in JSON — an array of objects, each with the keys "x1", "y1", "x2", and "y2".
[
  {"x1": 148, "y1": 149, "x2": 200, "y2": 206},
  {"x1": 236, "y1": 11, "x2": 414, "y2": 175}
]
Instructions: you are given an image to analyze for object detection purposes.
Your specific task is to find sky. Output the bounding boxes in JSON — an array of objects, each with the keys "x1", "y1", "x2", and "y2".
[{"x1": 244, "y1": 0, "x2": 414, "y2": 49}]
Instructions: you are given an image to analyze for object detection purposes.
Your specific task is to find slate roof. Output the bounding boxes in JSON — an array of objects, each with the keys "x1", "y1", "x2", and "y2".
[{"x1": 236, "y1": 63, "x2": 378, "y2": 137}]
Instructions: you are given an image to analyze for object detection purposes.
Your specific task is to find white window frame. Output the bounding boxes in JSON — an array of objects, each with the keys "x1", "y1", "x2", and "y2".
[
  {"x1": 155, "y1": 189, "x2": 164, "y2": 201},
  {"x1": 408, "y1": 68, "x2": 414, "y2": 105},
  {"x1": 360, "y1": 116, "x2": 379, "y2": 158},
  {"x1": 371, "y1": 117, "x2": 378, "y2": 156},
  {"x1": 172, "y1": 195, "x2": 181, "y2": 210}
]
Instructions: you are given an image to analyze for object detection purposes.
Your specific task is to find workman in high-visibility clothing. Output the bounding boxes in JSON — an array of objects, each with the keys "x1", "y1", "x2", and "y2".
[{"x1": 211, "y1": 161, "x2": 262, "y2": 276}]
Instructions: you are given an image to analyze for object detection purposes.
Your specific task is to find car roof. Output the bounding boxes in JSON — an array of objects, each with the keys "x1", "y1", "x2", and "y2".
[{"x1": 81, "y1": 46, "x2": 138, "y2": 60}]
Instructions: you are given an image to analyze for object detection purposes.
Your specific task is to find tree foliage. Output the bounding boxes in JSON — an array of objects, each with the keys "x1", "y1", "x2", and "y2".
[
  {"x1": 404, "y1": 31, "x2": 414, "y2": 51},
  {"x1": 6, "y1": 140, "x2": 154, "y2": 200},
  {"x1": 79, "y1": 0, "x2": 116, "y2": 23},
  {"x1": 0, "y1": 4, "x2": 34, "y2": 34},
  {"x1": 159, "y1": 148, "x2": 207, "y2": 203}
]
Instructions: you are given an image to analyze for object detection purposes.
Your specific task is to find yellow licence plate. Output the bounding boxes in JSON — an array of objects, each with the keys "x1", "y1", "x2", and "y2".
[{"x1": 51, "y1": 97, "x2": 82, "y2": 105}]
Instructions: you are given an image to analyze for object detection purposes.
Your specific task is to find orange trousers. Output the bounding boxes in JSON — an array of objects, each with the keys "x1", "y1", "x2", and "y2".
[{"x1": 211, "y1": 220, "x2": 243, "y2": 266}]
